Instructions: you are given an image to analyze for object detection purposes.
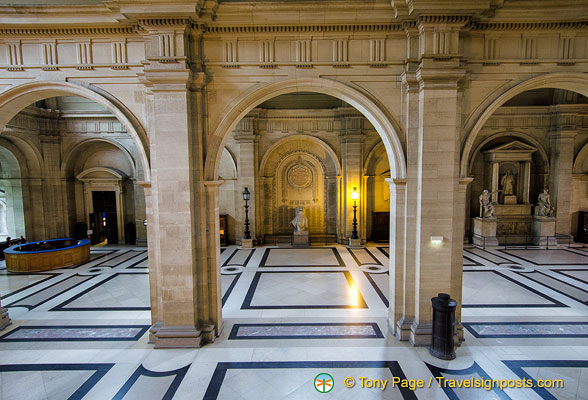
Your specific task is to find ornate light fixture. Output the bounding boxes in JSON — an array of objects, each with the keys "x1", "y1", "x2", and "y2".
[
  {"x1": 242, "y1": 187, "x2": 251, "y2": 240},
  {"x1": 350, "y1": 187, "x2": 359, "y2": 240}
]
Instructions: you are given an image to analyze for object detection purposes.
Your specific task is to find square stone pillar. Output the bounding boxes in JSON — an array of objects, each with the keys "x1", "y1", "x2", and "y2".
[
  {"x1": 409, "y1": 66, "x2": 465, "y2": 346},
  {"x1": 204, "y1": 181, "x2": 224, "y2": 337},
  {"x1": 549, "y1": 129, "x2": 577, "y2": 235},
  {"x1": 141, "y1": 21, "x2": 217, "y2": 347}
]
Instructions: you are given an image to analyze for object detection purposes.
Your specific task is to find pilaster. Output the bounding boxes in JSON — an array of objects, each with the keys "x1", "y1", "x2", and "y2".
[
  {"x1": 386, "y1": 178, "x2": 406, "y2": 337},
  {"x1": 549, "y1": 127, "x2": 577, "y2": 235}
]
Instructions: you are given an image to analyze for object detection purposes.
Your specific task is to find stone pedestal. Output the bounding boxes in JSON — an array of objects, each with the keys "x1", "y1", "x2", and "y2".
[
  {"x1": 348, "y1": 237, "x2": 362, "y2": 248},
  {"x1": 241, "y1": 239, "x2": 254, "y2": 248},
  {"x1": 472, "y1": 217, "x2": 498, "y2": 247},
  {"x1": 532, "y1": 216, "x2": 557, "y2": 246},
  {"x1": 503, "y1": 195, "x2": 517, "y2": 205},
  {"x1": 293, "y1": 231, "x2": 309, "y2": 247}
]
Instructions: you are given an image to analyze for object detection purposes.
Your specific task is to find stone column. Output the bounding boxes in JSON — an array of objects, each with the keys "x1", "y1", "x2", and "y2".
[
  {"x1": 549, "y1": 129, "x2": 577, "y2": 235},
  {"x1": 491, "y1": 162, "x2": 499, "y2": 203},
  {"x1": 409, "y1": 64, "x2": 465, "y2": 346},
  {"x1": 141, "y1": 20, "x2": 216, "y2": 347},
  {"x1": 203, "y1": 181, "x2": 224, "y2": 337},
  {"x1": 386, "y1": 178, "x2": 406, "y2": 337},
  {"x1": 233, "y1": 116, "x2": 259, "y2": 243},
  {"x1": 397, "y1": 70, "x2": 418, "y2": 341},
  {"x1": 522, "y1": 161, "x2": 531, "y2": 204},
  {"x1": 339, "y1": 113, "x2": 364, "y2": 241},
  {"x1": 40, "y1": 138, "x2": 66, "y2": 238},
  {"x1": 0, "y1": 296, "x2": 10, "y2": 331}
]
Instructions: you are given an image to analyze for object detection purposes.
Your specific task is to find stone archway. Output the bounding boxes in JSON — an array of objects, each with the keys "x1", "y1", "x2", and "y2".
[
  {"x1": 0, "y1": 81, "x2": 150, "y2": 182},
  {"x1": 461, "y1": 73, "x2": 588, "y2": 178}
]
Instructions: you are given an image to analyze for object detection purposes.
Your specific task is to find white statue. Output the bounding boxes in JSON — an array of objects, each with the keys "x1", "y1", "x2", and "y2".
[
  {"x1": 291, "y1": 206, "x2": 308, "y2": 232},
  {"x1": 500, "y1": 169, "x2": 515, "y2": 196},
  {"x1": 479, "y1": 189, "x2": 495, "y2": 218},
  {"x1": 537, "y1": 188, "x2": 555, "y2": 217}
]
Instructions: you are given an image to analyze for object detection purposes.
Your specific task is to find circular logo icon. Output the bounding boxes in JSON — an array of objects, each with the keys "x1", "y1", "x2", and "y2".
[{"x1": 314, "y1": 373, "x2": 334, "y2": 393}]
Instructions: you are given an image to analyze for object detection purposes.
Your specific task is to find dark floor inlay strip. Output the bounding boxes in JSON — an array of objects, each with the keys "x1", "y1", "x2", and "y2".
[
  {"x1": 228, "y1": 322, "x2": 384, "y2": 339},
  {"x1": 113, "y1": 364, "x2": 190, "y2": 400},
  {"x1": 0, "y1": 363, "x2": 114, "y2": 400},
  {"x1": 0, "y1": 325, "x2": 150, "y2": 342},
  {"x1": 204, "y1": 361, "x2": 416, "y2": 400},
  {"x1": 463, "y1": 322, "x2": 588, "y2": 338}
]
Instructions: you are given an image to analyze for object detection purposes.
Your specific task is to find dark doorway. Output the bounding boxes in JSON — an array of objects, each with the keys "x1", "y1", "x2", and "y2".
[{"x1": 90, "y1": 191, "x2": 118, "y2": 244}]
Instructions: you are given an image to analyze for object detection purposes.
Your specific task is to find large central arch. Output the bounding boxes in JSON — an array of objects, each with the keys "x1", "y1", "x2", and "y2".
[
  {"x1": 204, "y1": 77, "x2": 406, "y2": 181},
  {"x1": 0, "y1": 80, "x2": 150, "y2": 182},
  {"x1": 461, "y1": 72, "x2": 588, "y2": 177}
]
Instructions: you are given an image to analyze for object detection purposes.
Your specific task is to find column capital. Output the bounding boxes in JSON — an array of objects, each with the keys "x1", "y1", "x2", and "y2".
[
  {"x1": 385, "y1": 177, "x2": 407, "y2": 187},
  {"x1": 549, "y1": 129, "x2": 578, "y2": 140},
  {"x1": 416, "y1": 66, "x2": 465, "y2": 89}
]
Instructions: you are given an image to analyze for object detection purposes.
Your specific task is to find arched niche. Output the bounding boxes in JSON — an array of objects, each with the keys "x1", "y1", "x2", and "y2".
[
  {"x1": 259, "y1": 135, "x2": 340, "y2": 241},
  {"x1": 64, "y1": 139, "x2": 137, "y2": 245}
]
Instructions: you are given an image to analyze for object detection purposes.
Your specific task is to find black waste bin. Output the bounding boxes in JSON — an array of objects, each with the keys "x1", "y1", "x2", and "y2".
[{"x1": 429, "y1": 293, "x2": 457, "y2": 360}]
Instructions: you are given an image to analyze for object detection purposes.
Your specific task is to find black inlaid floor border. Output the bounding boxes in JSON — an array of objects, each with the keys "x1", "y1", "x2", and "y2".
[
  {"x1": 112, "y1": 364, "x2": 190, "y2": 400},
  {"x1": 0, "y1": 363, "x2": 114, "y2": 400},
  {"x1": 1, "y1": 273, "x2": 59, "y2": 299},
  {"x1": 464, "y1": 248, "x2": 518, "y2": 266},
  {"x1": 363, "y1": 271, "x2": 389, "y2": 307},
  {"x1": 347, "y1": 248, "x2": 383, "y2": 266},
  {"x1": 5, "y1": 274, "x2": 95, "y2": 310},
  {"x1": 222, "y1": 272, "x2": 242, "y2": 306},
  {"x1": 498, "y1": 248, "x2": 588, "y2": 266},
  {"x1": 553, "y1": 269, "x2": 588, "y2": 285},
  {"x1": 228, "y1": 322, "x2": 384, "y2": 340},
  {"x1": 203, "y1": 361, "x2": 417, "y2": 400},
  {"x1": 503, "y1": 360, "x2": 588, "y2": 400},
  {"x1": 0, "y1": 325, "x2": 150, "y2": 342},
  {"x1": 222, "y1": 248, "x2": 255, "y2": 267},
  {"x1": 426, "y1": 361, "x2": 511, "y2": 400},
  {"x1": 463, "y1": 321, "x2": 588, "y2": 339},
  {"x1": 514, "y1": 270, "x2": 588, "y2": 305},
  {"x1": 258, "y1": 247, "x2": 345, "y2": 268},
  {"x1": 241, "y1": 271, "x2": 367, "y2": 309},
  {"x1": 50, "y1": 272, "x2": 150, "y2": 312},
  {"x1": 376, "y1": 247, "x2": 389, "y2": 258},
  {"x1": 463, "y1": 255, "x2": 483, "y2": 267},
  {"x1": 462, "y1": 270, "x2": 568, "y2": 308},
  {"x1": 125, "y1": 255, "x2": 149, "y2": 269}
]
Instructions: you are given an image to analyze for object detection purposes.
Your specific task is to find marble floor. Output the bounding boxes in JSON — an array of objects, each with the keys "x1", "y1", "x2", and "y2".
[{"x1": 1, "y1": 244, "x2": 587, "y2": 399}]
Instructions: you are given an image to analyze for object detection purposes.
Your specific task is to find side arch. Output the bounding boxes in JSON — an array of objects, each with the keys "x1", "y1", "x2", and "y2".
[
  {"x1": 205, "y1": 77, "x2": 405, "y2": 181},
  {"x1": 0, "y1": 80, "x2": 150, "y2": 182},
  {"x1": 461, "y1": 72, "x2": 588, "y2": 177}
]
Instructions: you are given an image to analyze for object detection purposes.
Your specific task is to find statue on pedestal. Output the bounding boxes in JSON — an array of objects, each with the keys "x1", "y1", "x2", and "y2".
[
  {"x1": 479, "y1": 189, "x2": 495, "y2": 218},
  {"x1": 537, "y1": 188, "x2": 555, "y2": 217},
  {"x1": 291, "y1": 206, "x2": 308, "y2": 232},
  {"x1": 500, "y1": 169, "x2": 515, "y2": 196}
]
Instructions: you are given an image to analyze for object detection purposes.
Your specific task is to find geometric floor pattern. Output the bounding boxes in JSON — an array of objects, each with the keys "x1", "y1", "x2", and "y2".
[{"x1": 0, "y1": 244, "x2": 587, "y2": 399}]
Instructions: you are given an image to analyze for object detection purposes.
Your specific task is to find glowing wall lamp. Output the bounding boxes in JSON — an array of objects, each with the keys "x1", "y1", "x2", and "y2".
[
  {"x1": 350, "y1": 187, "x2": 360, "y2": 240},
  {"x1": 430, "y1": 236, "x2": 444, "y2": 244}
]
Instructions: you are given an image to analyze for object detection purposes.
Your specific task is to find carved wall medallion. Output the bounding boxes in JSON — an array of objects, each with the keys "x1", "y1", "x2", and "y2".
[{"x1": 287, "y1": 164, "x2": 312, "y2": 188}]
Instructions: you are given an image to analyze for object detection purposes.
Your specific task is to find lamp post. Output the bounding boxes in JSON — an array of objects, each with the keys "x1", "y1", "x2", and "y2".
[
  {"x1": 350, "y1": 187, "x2": 359, "y2": 240},
  {"x1": 242, "y1": 187, "x2": 251, "y2": 240}
]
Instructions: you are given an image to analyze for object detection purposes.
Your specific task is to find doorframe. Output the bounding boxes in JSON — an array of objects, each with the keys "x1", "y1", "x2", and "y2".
[{"x1": 77, "y1": 167, "x2": 126, "y2": 244}]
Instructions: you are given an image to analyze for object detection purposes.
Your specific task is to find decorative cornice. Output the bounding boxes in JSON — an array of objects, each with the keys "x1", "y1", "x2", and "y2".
[
  {"x1": 0, "y1": 25, "x2": 138, "y2": 37},
  {"x1": 206, "y1": 23, "x2": 404, "y2": 34},
  {"x1": 471, "y1": 21, "x2": 588, "y2": 31}
]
